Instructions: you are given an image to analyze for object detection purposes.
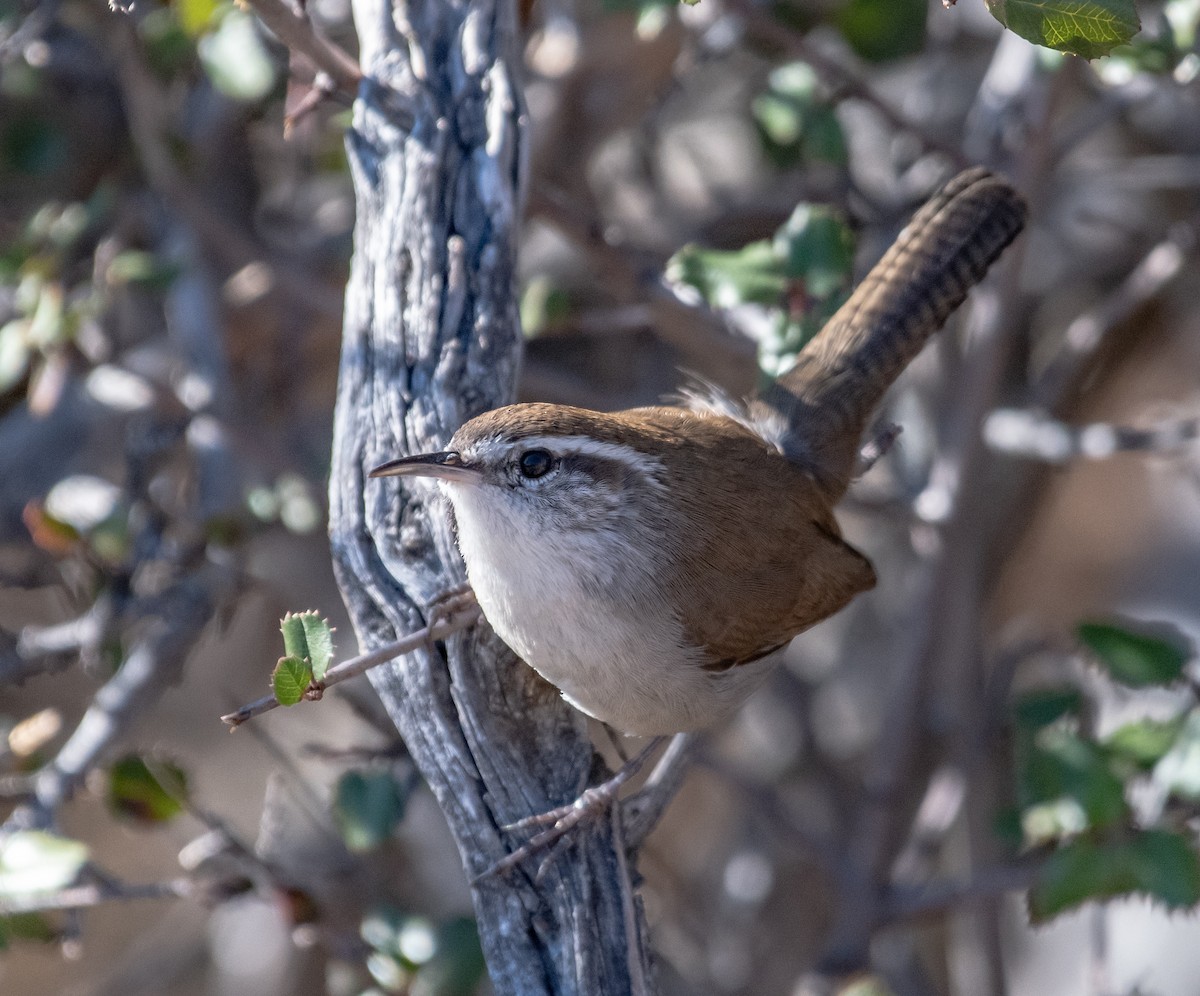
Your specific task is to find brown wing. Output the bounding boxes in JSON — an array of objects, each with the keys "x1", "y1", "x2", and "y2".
[{"x1": 643, "y1": 410, "x2": 877, "y2": 670}]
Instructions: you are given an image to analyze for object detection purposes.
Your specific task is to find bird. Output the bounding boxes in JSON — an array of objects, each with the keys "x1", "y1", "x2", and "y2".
[{"x1": 370, "y1": 167, "x2": 1027, "y2": 738}]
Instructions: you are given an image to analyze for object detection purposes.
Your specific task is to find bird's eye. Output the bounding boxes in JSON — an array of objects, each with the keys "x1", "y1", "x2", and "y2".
[{"x1": 518, "y1": 449, "x2": 554, "y2": 479}]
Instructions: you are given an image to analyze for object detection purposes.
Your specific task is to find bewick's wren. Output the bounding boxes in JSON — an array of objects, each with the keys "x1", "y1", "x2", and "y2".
[{"x1": 371, "y1": 168, "x2": 1026, "y2": 736}]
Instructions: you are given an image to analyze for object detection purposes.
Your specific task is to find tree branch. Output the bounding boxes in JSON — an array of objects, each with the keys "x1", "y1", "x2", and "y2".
[
  {"x1": 328, "y1": 2, "x2": 654, "y2": 992},
  {"x1": 241, "y1": 0, "x2": 362, "y2": 96}
]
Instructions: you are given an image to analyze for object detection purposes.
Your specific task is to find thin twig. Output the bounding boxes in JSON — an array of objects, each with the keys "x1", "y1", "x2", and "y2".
[
  {"x1": 732, "y1": 1, "x2": 967, "y2": 167},
  {"x1": 1031, "y1": 221, "x2": 1197, "y2": 409},
  {"x1": 0, "y1": 876, "x2": 192, "y2": 915},
  {"x1": 526, "y1": 188, "x2": 758, "y2": 389},
  {"x1": 220, "y1": 603, "x2": 482, "y2": 728},
  {"x1": 984, "y1": 408, "x2": 1200, "y2": 464},
  {"x1": 240, "y1": 0, "x2": 362, "y2": 96},
  {"x1": 882, "y1": 859, "x2": 1042, "y2": 922}
]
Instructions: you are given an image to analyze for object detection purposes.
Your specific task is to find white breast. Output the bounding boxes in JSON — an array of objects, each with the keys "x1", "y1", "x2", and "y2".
[{"x1": 446, "y1": 484, "x2": 776, "y2": 735}]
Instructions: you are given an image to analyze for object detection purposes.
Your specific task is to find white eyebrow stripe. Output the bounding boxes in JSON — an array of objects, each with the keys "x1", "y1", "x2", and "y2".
[
  {"x1": 517, "y1": 435, "x2": 663, "y2": 470},
  {"x1": 471, "y1": 434, "x2": 669, "y2": 491}
]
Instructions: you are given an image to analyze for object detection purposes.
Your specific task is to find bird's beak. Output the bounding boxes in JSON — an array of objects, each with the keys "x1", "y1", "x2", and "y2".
[{"x1": 368, "y1": 451, "x2": 483, "y2": 484}]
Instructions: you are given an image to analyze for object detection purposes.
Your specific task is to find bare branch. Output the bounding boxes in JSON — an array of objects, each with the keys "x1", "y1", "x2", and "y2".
[
  {"x1": 241, "y1": 0, "x2": 362, "y2": 96},
  {"x1": 0, "y1": 876, "x2": 192, "y2": 916},
  {"x1": 984, "y1": 407, "x2": 1200, "y2": 463}
]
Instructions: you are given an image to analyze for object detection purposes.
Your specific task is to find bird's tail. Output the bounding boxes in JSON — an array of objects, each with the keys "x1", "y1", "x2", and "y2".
[{"x1": 760, "y1": 167, "x2": 1027, "y2": 496}]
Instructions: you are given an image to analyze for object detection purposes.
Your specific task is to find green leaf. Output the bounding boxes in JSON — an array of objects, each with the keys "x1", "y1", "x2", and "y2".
[
  {"x1": 1153, "y1": 711, "x2": 1200, "y2": 799},
  {"x1": 272, "y1": 655, "x2": 312, "y2": 707},
  {"x1": 0, "y1": 831, "x2": 88, "y2": 898},
  {"x1": 775, "y1": 204, "x2": 856, "y2": 295},
  {"x1": 0, "y1": 319, "x2": 31, "y2": 394},
  {"x1": 334, "y1": 770, "x2": 408, "y2": 852},
  {"x1": 107, "y1": 755, "x2": 187, "y2": 824},
  {"x1": 838, "y1": 0, "x2": 927, "y2": 62},
  {"x1": 173, "y1": 0, "x2": 223, "y2": 36},
  {"x1": 280, "y1": 611, "x2": 334, "y2": 681},
  {"x1": 668, "y1": 240, "x2": 786, "y2": 308},
  {"x1": 1013, "y1": 686, "x2": 1084, "y2": 730},
  {"x1": 1019, "y1": 726, "x2": 1127, "y2": 832},
  {"x1": 986, "y1": 0, "x2": 1141, "y2": 59},
  {"x1": 417, "y1": 917, "x2": 488, "y2": 996},
  {"x1": 1030, "y1": 830, "x2": 1200, "y2": 923},
  {"x1": 0, "y1": 912, "x2": 58, "y2": 948},
  {"x1": 1104, "y1": 716, "x2": 1186, "y2": 769},
  {"x1": 198, "y1": 9, "x2": 277, "y2": 103},
  {"x1": 752, "y1": 62, "x2": 847, "y2": 170},
  {"x1": 1078, "y1": 620, "x2": 1189, "y2": 688},
  {"x1": 106, "y1": 250, "x2": 181, "y2": 289}
]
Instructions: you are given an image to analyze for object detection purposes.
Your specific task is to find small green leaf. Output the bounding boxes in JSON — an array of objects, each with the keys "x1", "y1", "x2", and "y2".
[
  {"x1": 667, "y1": 240, "x2": 786, "y2": 308},
  {"x1": 418, "y1": 917, "x2": 488, "y2": 996},
  {"x1": 334, "y1": 770, "x2": 408, "y2": 852},
  {"x1": 280, "y1": 611, "x2": 334, "y2": 681},
  {"x1": 775, "y1": 204, "x2": 856, "y2": 297},
  {"x1": 173, "y1": 0, "x2": 222, "y2": 36},
  {"x1": 1030, "y1": 830, "x2": 1200, "y2": 923},
  {"x1": 1078, "y1": 620, "x2": 1189, "y2": 688},
  {"x1": 272, "y1": 655, "x2": 312, "y2": 707},
  {"x1": 1105, "y1": 716, "x2": 1186, "y2": 769},
  {"x1": 838, "y1": 0, "x2": 927, "y2": 62},
  {"x1": 0, "y1": 320, "x2": 31, "y2": 394},
  {"x1": 1019, "y1": 726, "x2": 1127, "y2": 831},
  {"x1": 986, "y1": 0, "x2": 1141, "y2": 59},
  {"x1": 752, "y1": 62, "x2": 847, "y2": 170},
  {"x1": 106, "y1": 250, "x2": 181, "y2": 289},
  {"x1": 302, "y1": 616, "x2": 334, "y2": 681},
  {"x1": 1153, "y1": 711, "x2": 1200, "y2": 799},
  {"x1": 107, "y1": 755, "x2": 187, "y2": 824},
  {"x1": 1013, "y1": 686, "x2": 1084, "y2": 730},
  {"x1": 198, "y1": 9, "x2": 277, "y2": 103},
  {"x1": 0, "y1": 831, "x2": 88, "y2": 898},
  {"x1": 0, "y1": 912, "x2": 58, "y2": 948}
]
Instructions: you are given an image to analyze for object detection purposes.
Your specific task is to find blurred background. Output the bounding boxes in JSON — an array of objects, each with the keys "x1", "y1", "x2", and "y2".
[{"x1": 3, "y1": 0, "x2": 1200, "y2": 993}]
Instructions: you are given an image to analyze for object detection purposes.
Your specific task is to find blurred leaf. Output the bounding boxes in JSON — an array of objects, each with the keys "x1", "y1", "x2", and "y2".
[
  {"x1": 107, "y1": 755, "x2": 187, "y2": 824},
  {"x1": 1078, "y1": 620, "x2": 1189, "y2": 688},
  {"x1": 0, "y1": 319, "x2": 31, "y2": 393},
  {"x1": 414, "y1": 917, "x2": 487, "y2": 996},
  {"x1": 986, "y1": 0, "x2": 1140, "y2": 58},
  {"x1": 335, "y1": 770, "x2": 408, "y2": 852},
  {"x1": 1019, "y1": 725, "x2": 1127, "y2": 831},
  {"x1": 1, "y1": 115, "x2": 67, "y2": 176},
  {"x1": 752, "y1": 62, "x2": 847, "y2": 169},
  {"x1": 1013, "y1": 686, "x2": 1084, "y2": 730},
  {"x1": 280, "y1": 611, "x2": 334, "y2": 681},
  {"x1": 1104, "y1": 715, "x2": 1186, "y2": 769},
  {"x1": 272, "y1": 655, "x2": 312, "y2": 706},
  {"x1": 21, "y1": 500, "x2": 79, "y2": 555},
  {"x1": 668, "y1": 239, "x2": 785, "y2": 307},
  {"x1": 0, "y1": 831, "x2": 88, "y2": 898},
  {"x1": 138, "y1": 8, "x2": 196, "y2": 78},
  {"x1": 1153, "y1": 711, "x2": 1200, "y2": 799},
  {"x1": 174, "y1": 0, "x2": 223, "y2": 36},
  {"x1": 198, "y1": 9, "x2": 277, "y2": 102},
  {"x1": 25, "y1": 281, "x2": 64, "y2": 347},
  {"x1": 1029, "y1": 830, "x2": 1200, "y2": 922},
  {"x1": 775, "y1": 204, "x2": 856, "y2": 296},
  {"x1": 0, "y1": 912, "x2": 58, "y2": 948},
  {"x1": 520, "y1": 276, "x2": 572, "y2": 336},
  {"x1": 838, "y1": 0, "x2": 927, "y2": 62},
  {"x1": 106, "y1": 250, "x2": 182, "y2": 289}
]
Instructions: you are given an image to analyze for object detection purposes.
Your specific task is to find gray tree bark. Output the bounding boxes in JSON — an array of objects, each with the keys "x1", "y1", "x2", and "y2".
[{"x1": 328, "y1": 2, "x2": 654, "y2": 993}]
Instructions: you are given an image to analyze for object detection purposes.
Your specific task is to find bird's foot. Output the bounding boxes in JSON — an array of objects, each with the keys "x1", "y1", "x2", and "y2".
[
  {"x1": 478, "y1": 736, "x2": 666, "y2": 881},
  {"x1": 422, "y1": 582, "x2": 477, "y2": 652}
]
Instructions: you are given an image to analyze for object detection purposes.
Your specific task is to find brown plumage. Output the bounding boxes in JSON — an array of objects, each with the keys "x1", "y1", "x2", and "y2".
[{"x1": 372, "y1": 169, "x2": 1027, "y2": 734}]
